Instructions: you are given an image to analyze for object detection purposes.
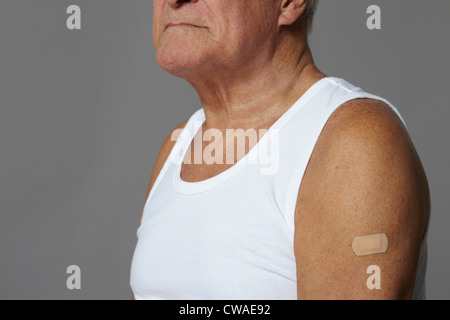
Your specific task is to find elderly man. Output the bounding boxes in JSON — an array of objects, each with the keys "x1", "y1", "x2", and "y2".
[{"x1": 130, "y1": 0, "x2": 430, "y2": 299}]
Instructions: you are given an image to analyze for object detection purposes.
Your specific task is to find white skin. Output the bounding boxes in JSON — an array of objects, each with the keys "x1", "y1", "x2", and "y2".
[
  {"x1": 138, "y1": 0, "x2": 430, "y2": 299},
  {"x1": 153, "y1": 0, "x2": 325, "y2": 133}
]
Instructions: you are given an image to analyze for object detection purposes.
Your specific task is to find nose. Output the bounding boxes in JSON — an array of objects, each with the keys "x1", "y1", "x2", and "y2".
[{"x1": 166, "y1": 0, "x2": 198, "y2": 8}]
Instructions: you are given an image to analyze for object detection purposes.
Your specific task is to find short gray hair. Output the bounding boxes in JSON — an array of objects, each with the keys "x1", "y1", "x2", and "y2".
[{"x1": 303, "y1": 0, "x2": 319, "y2": 33}]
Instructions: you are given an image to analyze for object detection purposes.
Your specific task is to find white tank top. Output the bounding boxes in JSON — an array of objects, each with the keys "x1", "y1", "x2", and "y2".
[{"x1": 130, "y1": 77, "x2": 428, "y2": 299}]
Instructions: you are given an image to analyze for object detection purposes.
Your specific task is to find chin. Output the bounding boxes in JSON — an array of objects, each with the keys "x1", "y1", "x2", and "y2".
[{"x1": 156, "y1": 40, "x2": 216, "y2": 78}]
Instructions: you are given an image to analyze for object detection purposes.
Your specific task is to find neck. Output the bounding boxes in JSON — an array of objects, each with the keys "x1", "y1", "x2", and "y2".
[{"x1": 184, "y1": 36, "x2": 326, "y2": 132}]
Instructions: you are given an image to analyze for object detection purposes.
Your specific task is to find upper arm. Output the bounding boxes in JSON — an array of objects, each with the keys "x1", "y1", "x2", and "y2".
[
  {"x1": 139, "y1": 120, "x2": 188, "y2": 225},
  {"x1": 294, "y1": 99, "x2": 430, "y2": 299}
]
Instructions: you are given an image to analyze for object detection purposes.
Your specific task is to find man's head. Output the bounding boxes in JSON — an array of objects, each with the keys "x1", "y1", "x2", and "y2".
[{"x1": 153, "y1": 0, "x2": 319, "y2": 79}]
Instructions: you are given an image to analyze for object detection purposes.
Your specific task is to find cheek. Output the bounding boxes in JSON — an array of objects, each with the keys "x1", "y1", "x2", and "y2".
[{"x1": 213, "y1": 4, "x2": 276, "y2": 52}]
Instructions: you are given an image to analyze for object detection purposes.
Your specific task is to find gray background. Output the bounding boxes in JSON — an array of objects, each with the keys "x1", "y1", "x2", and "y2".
[{"x1": 0, "y1": 0, "x2": 448, "y2": 299}]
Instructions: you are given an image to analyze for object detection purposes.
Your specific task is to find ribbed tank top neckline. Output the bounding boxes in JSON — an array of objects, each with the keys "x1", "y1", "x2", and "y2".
[{"x1": 171, "y1": 77, "x2": 335, "y2": 195}]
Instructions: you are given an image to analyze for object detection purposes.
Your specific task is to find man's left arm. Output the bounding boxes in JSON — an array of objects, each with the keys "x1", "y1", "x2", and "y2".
[{"x1": 294, "y1": 99, "x2": 430, "y2": 299}]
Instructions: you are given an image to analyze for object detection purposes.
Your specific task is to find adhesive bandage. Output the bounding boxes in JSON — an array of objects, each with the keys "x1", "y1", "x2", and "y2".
[{"x1": 352, "y1": 233, "x2": 388, "y2": 256}]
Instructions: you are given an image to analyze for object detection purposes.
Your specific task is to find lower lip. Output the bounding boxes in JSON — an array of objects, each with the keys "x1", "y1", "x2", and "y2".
[{"x1": 166, "y1": 24, "x2": 200, "y2": 30}]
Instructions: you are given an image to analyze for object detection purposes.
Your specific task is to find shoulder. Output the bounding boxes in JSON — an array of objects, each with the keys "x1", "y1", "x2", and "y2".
[
  {"x1": 306, "y1": 98, "x2": 417, "y2": 174},
  {"x1": 147, "y1": 119, "x2": 188, "y2": 196},
  {"x1": 298, "y1": 97, "x2": 430, "y2": 227},
  {"x1": 301, "y1": 98, "x2": 413, "y2": 178},
  {"x1": 139, "y1": 120, "x2": 188, "y2": 223},
  {"x1": 157, "y1": 120, "x2": 189, "y2": 163},
  {"x1": 321, "y1": 98, "x2": 409, "y2": 148},
  {"x1": 327, "y1": 98, "x2": 424, "y2": 182}
]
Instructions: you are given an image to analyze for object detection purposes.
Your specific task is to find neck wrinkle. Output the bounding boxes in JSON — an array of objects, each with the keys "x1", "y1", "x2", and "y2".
[{"x1": 186, "y1": 38, "x2": 324, "y2": 133}]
